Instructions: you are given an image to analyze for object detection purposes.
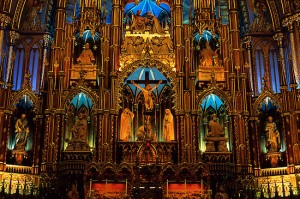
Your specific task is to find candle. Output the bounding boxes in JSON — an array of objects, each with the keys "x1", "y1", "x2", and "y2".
[
  {"x1": 201, "y1": 179, "x2": 203, "y2": 194},
  {"x1": 166, "y1": 179, "x2": 169, "y2": 198},
  {"x1": 184, "y1": 179, "x2": 186, "y2": 197},
  {"x1": 125, "y1": 179, "x2": 127, "y2": 196},
  {"x1": 105, "y1": 179, "x2": 107, "y2": 197},
  {"x1": 89, "y1": 179, "x2": 92, "y2": 196}
]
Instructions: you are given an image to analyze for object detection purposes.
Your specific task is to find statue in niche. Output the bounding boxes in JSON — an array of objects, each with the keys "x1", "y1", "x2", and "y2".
[
  {"x1": 205, "y1": 114, "x2": 228, "y2": 152},
  {"x1": 208, "y1": 114, "x2": 224, "y2": 137},
  {"x1": 77, "y1": 43, "x2": 95, "y2": 65},
  {"x1": 14, "y1": 114, "x2": 30, "y2": 151},
  {"x1": 120, "y1": 108, "x2": 134, "y2": 141},
  {"x1": 136, "y1": 124, "x2": 156, "y2": 141},
  {"x1": 215, "y1": 184, "x2": 229, "y2": 199},
  {"x1": 71, "y1": 112, "x2": 88, "y2": 143},
  {"x1": 130, "y1": 80, "x2": 162, "y2": 111},
  {"x1": 22, "y1": 0, "x2": 43, "y2": 31},
  {"x1": 265, "y1": 116, "x2": 280, "y2": 152},
  {"x1": 199, "y1": 42, "x2": 219, "y2": 67},
  {"x1": 249, "y1": 1, "x2": 272, "y2": 32},
  {"x1": 67, "y1": 184, "x2": 80, "y2": 199},
  {"x1": 146, "y1": 12, "x2": 165, "y2": 34},
  {"x1": 132, "y1": 10, "x2": 146, "y2": 33},
  {"x1": 163, "y1": 109, "x2": 174, "y2": 141}
]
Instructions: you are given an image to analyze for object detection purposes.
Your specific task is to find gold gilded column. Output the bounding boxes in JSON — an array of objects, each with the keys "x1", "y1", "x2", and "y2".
[
  {"x1": 173, "y1": 0, "x2": 183, "y2": 72},
  {"x1": 111, "y1": 0, "x2": 121, "y2": 71},
  {"x1": 228, "y1": 0, "x2": 239, "y2": 110}
]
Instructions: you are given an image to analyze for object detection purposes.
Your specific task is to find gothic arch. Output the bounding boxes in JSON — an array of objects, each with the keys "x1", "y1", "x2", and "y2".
[
  {"x1": 12, "y1": 0, "x2": 26, "y2": 29},
  {"x1": 9, "y1": 88, "x2": 40, "y2": 113},
  {"x1": 84, "y1": 162, "x2": 101, "y2": 176},
  {"x1": 115, "y1": 59, "x2": 179, "y2": 111},
  {"x1": 116, "y1": 163, "x2": 133, "y2": 174},
  {"x1": 252, "y1": 90, "x2": 282, "y2": 116},
  {"x1": 193, "y1": 162, "x2": 209, "y2": 176},
  {"x1": 62, "y1": 85, "x2": 99, "y2": 110},
  {"x1": 266, "y1": 0, "x2": 281, "y2": 30},
  {"x1": 196, "y1": 89, "x2": 231, "y2": 112}
]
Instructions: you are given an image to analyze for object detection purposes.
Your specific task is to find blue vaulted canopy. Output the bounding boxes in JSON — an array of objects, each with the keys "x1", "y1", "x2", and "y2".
[
  {"x1": 194, "y1": 30, "x2": 219, "y2": 42},
  {"x1": 201, "y1": 94, "x2": 224, "y2": 112},
  {"x1": 260, "y1": 97, "x2": 278, "y2": 112},
  {"x1": 71, "y1": 93, "x2": 93, "y2": 110},
  {"x1": 125, "y1": 67, "x2": 169, "y2": 97},
  {"x1": 75, "y1": 30, "x2": 101, "y2": 43},
  {"x1": 124, "y1": 0, "x2": 170, "y2": 21}
]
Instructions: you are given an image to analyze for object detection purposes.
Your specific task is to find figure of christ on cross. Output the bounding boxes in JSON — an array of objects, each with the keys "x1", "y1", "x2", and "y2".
[{"x1": 128, "y1": 71, "x2": 167, "y2": 111}]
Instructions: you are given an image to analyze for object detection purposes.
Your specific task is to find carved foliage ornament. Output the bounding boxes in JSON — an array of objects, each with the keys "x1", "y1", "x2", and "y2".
[{"x1": 0, "y1": 13, "x2": 11, "y2": 28}]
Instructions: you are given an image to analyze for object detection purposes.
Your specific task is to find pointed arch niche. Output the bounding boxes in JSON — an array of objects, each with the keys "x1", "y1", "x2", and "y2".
[
  {"x1": 64, "y1": 92, "x2": 95, "y2": 150},
  {"x1": 256, "y1": 97, "x2": 286, "y2": 168},
  {"x1": 7, "y1": 95, "x2": 37, "y2": 166},
  {"x1": 120, "y1": 66, "x2": 174, "y2": 142},
  {"x1": 198, "y1": 94, "x2": 230, "y2": 153}
]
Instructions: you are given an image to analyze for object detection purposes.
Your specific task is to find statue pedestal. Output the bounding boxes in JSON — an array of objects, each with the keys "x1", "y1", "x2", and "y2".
[
  {"x1": 65, "y1": 140, "x2": 91, "y2": 152},
  {"x1": 204, "y1": 137, "x2": 228, "y2": 152},
  {"x1": 12, "y1": 150, "x2": 27, "y2": 165},
  {"x1": 264, "y1": 152, "x2": 282, "y2": 167},
  {"x1": 70, "y1": 64, "x2": 97, "y2": 80},
  {"x1": 198, "y1": 67, "x2": 225, "y2": 81}
]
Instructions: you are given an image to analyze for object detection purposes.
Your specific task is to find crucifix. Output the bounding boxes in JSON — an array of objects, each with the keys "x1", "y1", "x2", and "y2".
[{"x1": 127, "y1": 70, "x2": 167, "y2": 111}]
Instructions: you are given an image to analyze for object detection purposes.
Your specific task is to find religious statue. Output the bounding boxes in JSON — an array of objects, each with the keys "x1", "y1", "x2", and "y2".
[
  {"x1": 150, "y1": 36, "x2": 162, "y2": 54},
  {"x1": 249, "y1": 1, "x2": 272, "y2": 32},
  {"x1": 67, "y1": 184, "x2": 80, "y2": 199},
  {"x1": 215, "y1": 185, "x2": 229, "y2": 199},
  {"x1": 163, "y1": 109, "x2": 174, "y2": 141},
  {"x1": 14, "y1": 114, "x2": 30, "y2": 151},
  {"x1": 200, "y1": 42, "x2": 218, "y2": 67},
  {"x1": 205, "y1": 114, "x2": 228, "y2": 152},
  {"x1": 146, "y1": 12, "x2": 165, "y2": 34},
  {"x1": 77, "y1": 43, "x2": 95, "y2": 65},
  {"x1": 121, "y1": 36, "x2": 135, "y2": 54},
  {"x1": 133, "y1": 36, "x2": 145, "y2": 53},
  {"x1": 160, "y1": 37, "x2": 173, "y2": 54},
  {"x1": 208, "y1": 114, "x2": 224, "y2": 137},
  {"x1": 120, "y1": 108, "x2": 134, "y2": 141},
  {"x1": 71, "y1": 112, "x2": 88, "y2": 143},
  {"x1": 22, "y1": 0, "x2": 43, "y2": 31},
  {"x1": 131, "y1": 10, "x2": 146, "y2": 33},
  {"x1": 265, "y1": 116, "x2": 280, "y2": 152},
  {"x1": 130, "y1": 80, "x2": 162, "y2": 111}
]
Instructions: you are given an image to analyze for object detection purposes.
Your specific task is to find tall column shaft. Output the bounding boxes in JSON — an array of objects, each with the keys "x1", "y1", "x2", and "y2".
[
  {"x1": 173, "y1": 0, "x2": 183, "y2": 72},
  {"x1": 5, "y1": 31, "x2": 19, "y2": 86},
  {"x1": 111, "y1": 0, "x2": 121, "y2": 71},
  {"x1": 0, "y1": 14, "x2": 10, "y2": 103},
  {"x1": 288, "y1": 24, "x2": 300, "y2": 84}
]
